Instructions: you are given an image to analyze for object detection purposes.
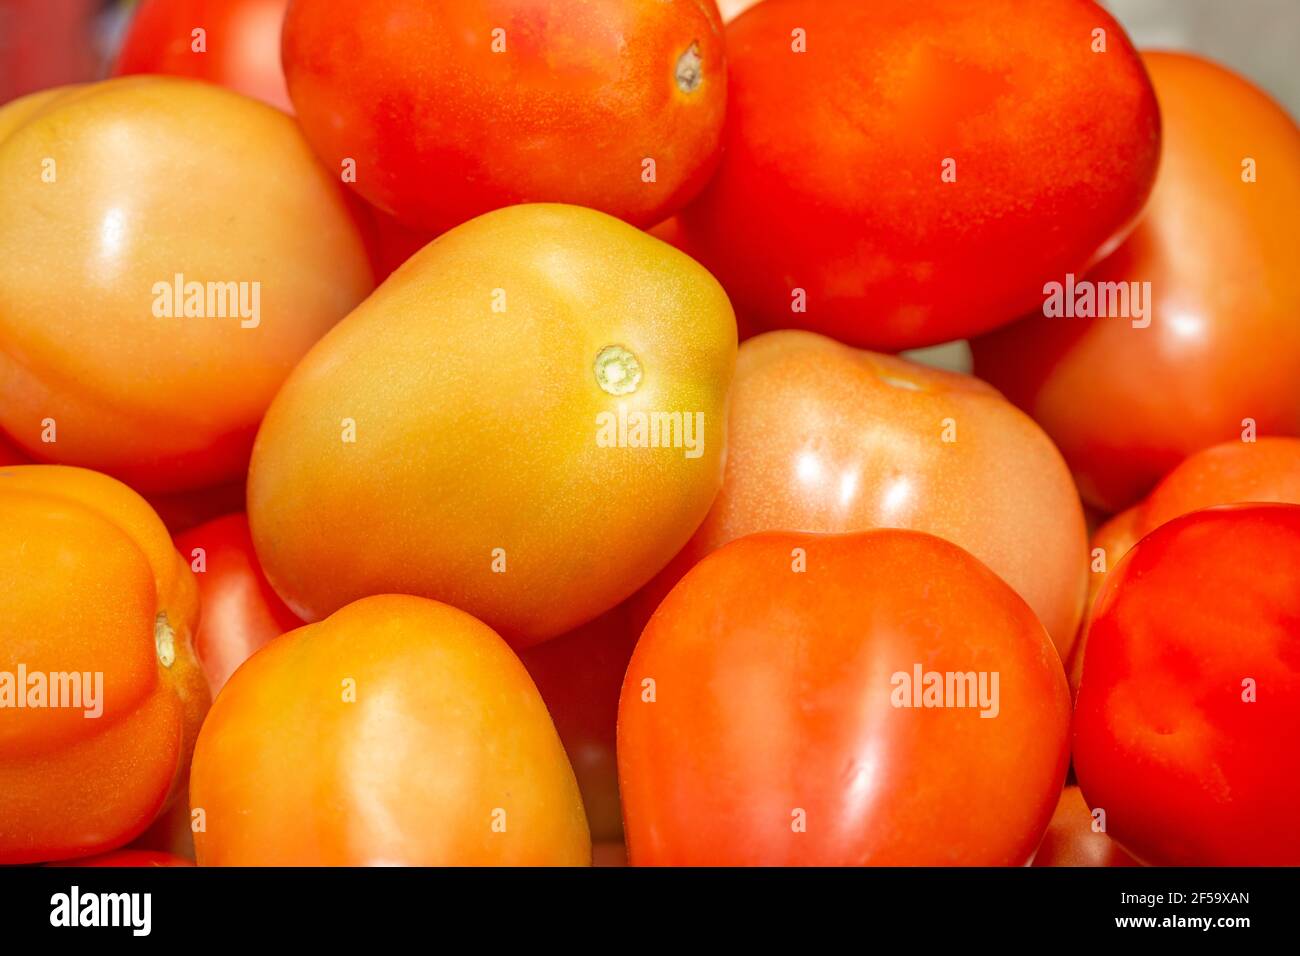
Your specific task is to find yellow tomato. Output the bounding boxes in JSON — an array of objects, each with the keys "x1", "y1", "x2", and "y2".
[
  {"x1": 0, "y1": 77, "x2": 372, "y2": 493},
  {"x1": 190, "y1": 594, "x2": 590, "y2": 866},
  {"x1": 248, "y1": 203, "x2": 736, "y2": 646}
]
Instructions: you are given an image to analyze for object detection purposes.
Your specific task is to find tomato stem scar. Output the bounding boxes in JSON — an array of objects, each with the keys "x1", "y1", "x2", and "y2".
[
  {"x1": 155, "y1": 612, "x2": 176, "y2": 668},
  {"x1": 594, "y1": 345, "x2": 643, "y2": 396},
  {"x1": 676, "y1": 43, "x2": 703, "y2": 93}
]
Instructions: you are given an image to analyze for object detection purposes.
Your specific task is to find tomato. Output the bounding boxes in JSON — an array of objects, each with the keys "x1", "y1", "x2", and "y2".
[
  {"x1": 1031, "y1": 786, "x2": 1137, "y2": 868},
  {"x1": 249, "y1": 203, "x2": 736, "y2": 646},
  {"x1": 190, "y1": 594, "x2": 590, "y2": 865},
  {"x1": 145, "y1": 482, "x2": 247, "y2": 536},
  {"x1": 1069, "y1": 437, "x2": 1300, "y2": 692},
  {"x1": 1074, "y1": 505, "x2": 1300, "y2": 865},
  {"x1": 0, "y1": 77, "x2": 373, "y2": 494},
  {"x1": 678, "y1": 0, "x2": 1159, "y2": 350},
  {"x1": 0, "y1": 0, "x2": 98, "y2": 104},
  {"x1": 619, "y1": 530, "x2": 1070, "y2": 865},
  {"x1": 973, "y1": 53, "x2": 1300, "y2": 512},
  {"x1": 0, "y1": 465, "x2": 208, "y2": 865},
  {"x1": 174, "y1": 514, "x2": 303, "y2": 697},
  {"x1": 53, "y1": 849, "x2": 194, "y2": 868},
  {"x1": 0, "y1": 430, "x2": 29, "y2": 466},
  {"x1": 281, "y1": 0, "x2": 726, "y2": 233},
  {"x1": 518, "y1": 603, "x2": 638, "y2": 842},
  {"x1": 632, "y1": 330, "x2": 1086, "y2": 659},
  {"x1": 113, "y1": 0, "x2": 293, "y2": 113}
]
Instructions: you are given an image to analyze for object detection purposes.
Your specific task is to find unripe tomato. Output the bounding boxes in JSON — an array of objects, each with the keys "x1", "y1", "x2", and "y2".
[
  {"x1": 973, "y1": 53, "x2": 1300, "y2": 512},
  {"x1": 282, "y1": 0, "x2": 726, "y2": 232},
  {"x1": 113, "y1": 0, "x2": 293, "y2": 113},
  {"x1": 190, "y1": 594, "x2": 590, "y2": 865},
  {"x1": 1074, "y1": 505, "x2": 1300, "y2": 865},
  {"x1": 0, "y1": 77, "x2": 373, "y2": 493},
  {"x1": 679, "y1": 0, "x2": 1160, "y2": 349},
  {"x1": 633, "y1": 330, "x2": 1087, "y2": 659},
  {"x1": 619, "y1": 530, "x2": 1071, "y2": 865},
  {"x1": 0, "y1": 465, "x2": 208, "y2": 865},
  {"x1": 249, "y1": 203, "x2": 736, "y2": 647}
]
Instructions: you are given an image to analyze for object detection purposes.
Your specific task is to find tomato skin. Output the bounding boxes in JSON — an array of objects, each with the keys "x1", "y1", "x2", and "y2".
[
  {"x1": 973, "y1": 53, "x2": 1300, "y2": 512},
  {"x1": 282, "y1": 0, "x2": 726, "y2": 233},
  {"x1": 633, "y1": 330, "x2": 1087, "y2": 659},
  {"x1": 174, "y1": 514, "x2": 303, "y2": 697},
  {"x1": 1031, "y1": 786, "x2": 1137, "y2": 868},
  {"x1": 0, "y1": 77, "x2": 373, "y2": 494},
  {"x1": 1074, "y1": 505, "x2": 1300, "y2": 866},
  {"x1": 0, "y1": 466, "x2": 208, "y2": 865},
  {"x1": 249, "y1": 203, "x2": 736, "y2": 647},
  {"x1": 1070, "y1": 437, "x2": 1300, "y2": 692},
  {"x1": 190, "y1": 594, "x2": 590, "y2": 866},
  {"x1": 680, "y1": 0, "x2": 1159, "y2": 350},
  {"x1": 113, "y1": 0, "x2": 293, "y2": 113},
  {"x1": 619, "y1": 530, "x2": 1071, "y2": 866},
  {"x1": 518, "y1": 603, "x2": 638, "y2": 842},
  {"x1": 53, "y1": 849, "x2": 194, "y2": 868}
]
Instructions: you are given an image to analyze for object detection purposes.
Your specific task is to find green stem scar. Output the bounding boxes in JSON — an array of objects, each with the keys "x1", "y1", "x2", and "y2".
[{"x1": 594, "y1": 346, "x2": 643, "y2": 396}]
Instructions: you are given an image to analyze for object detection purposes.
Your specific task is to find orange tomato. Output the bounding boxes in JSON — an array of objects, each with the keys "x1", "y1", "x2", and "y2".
[
  {"x1": 1069, "y1": 437, "x2": 1300, "y2": 692},
  {"x1": 0, "y1": 465, "x2": 208, "y2": 864},
  {"x1": 249, "y1": 203, "x2": 736, "y2": 646},
  {"x1": 973, "y1": 52, "x2": 1300, "y2": 512},
  {"x1": 633, "y1": 330, "x2": 1087, "y2": 659},
  {"x1": 0, "y1": 77, "x2": 372, "y2": 493},
  {"x1": 282, "y1": 0, "x2": 726, "y2": 233},
  {"x1": 679, "y1": 0, "x2": 1159, "y2": 349},
  {"x1": 174, "y1": 514, "x2": 303, "y2": 696},
  {"x1": 190, "y1": 594, "x2": 590, "y2": 865},
  {"x1": 619, "y1": 530, "x2": 1071, "y2": 865},
  {"x1": 518, "y1": 602, "x2": 639, "y2": 842},
  {"x1": 1031, "y1": 786, "x2": 1137, "y2": 868}
]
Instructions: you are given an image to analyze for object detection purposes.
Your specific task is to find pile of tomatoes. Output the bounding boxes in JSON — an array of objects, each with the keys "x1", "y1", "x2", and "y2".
[{"x1": 1, "y1": 0, "x2": 1297, "y2": 868}]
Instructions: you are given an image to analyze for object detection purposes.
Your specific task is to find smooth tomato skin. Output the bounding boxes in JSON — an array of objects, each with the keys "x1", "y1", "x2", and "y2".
[
  {"x1": 1031, "y1": 786, "x2": 1137, "y2": 868},
  {"x1": 632, "y1": 330, "x2": 1087, "y2": 659},
  {"x1": 518, "y1": 602, "x2": 639, "y2": 842},
  {"x1": 679, "y1": 0, "x2": 1159, "y2": 350},
  {"x1": 53, "y1": 849, "x2": 194, "y2": 868},
  {"x1": 190, "y1": 594, "x2": 590, "y2": 866},
  {"x1": 619, "y1": 530, "x2": 1071, "y2": 866},
  {"x1": 0, "y1": 466, "x2": 208, "y2": 865},
  {"x1": 282, "y1": 0, "x2": 726, "y2": 233},
  {"x1": 1070, "y1": 437, "x2": 1300, "y2": 692},
  {"x1": 174, "y1": 514, "x2": 302, "y2": 697},
  {"x1": 973, "y1": 53, "x2": 1300, "y2": 512},
  {"x1": 113, "y1": 0, "x2": 293, "y2": 113},
  {"x1": 249, "y1": 204, "x2": 736, "y2": 646},
  {"x1": 0, "y1": 430, "x2": 29, "y2": 466},
  {"x1": 0, "y1": 77, "x2": 373, "y2": 494},
  {"x1": 1074, "y1": 505, "x2": 1300, "y2": 865}
]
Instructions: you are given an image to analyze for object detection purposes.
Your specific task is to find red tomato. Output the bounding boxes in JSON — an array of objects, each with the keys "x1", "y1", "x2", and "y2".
[
  {"x1": 973, "y1": 53, "x2": 1300, "y2": 512},
  {"x1": 518, "y1": 604, "x2": 638, "y2": 843},
  {"x1": 145, "y1": 482, "x2": 246, "y2": 536},
  {"x1": 282, "y1": 0, "x2": 726, "y2": 232},
  {"x1": 632, "y1": 330, "x2": 1088, "y2": 659},
  {"x1": 679, "y1": 0, "x2": 1159, "y2": 350},
  {"x1": 619, "y1": 530, "x2": 1071, "y2": 865},
  {"x1": 0, "y1": 0, "x2": 98, "y2": 105},
  {"x1": 1070, "y1": 437, "x2": 1300, "y2": 692},
  {"x1": 1074, "y1": 505, "x2": 1300, "y2": 865},
  {"x1": 174, "y1": 514, "x2": 302, "y2": 696},
  {"x1": 113, "y1": 0, "x2": 293, "y2": 113},
  {"x1": 53, "y1": 849, "x2": 193, "y2": 868},
  {"x1": 0, "y1": 430, "x2": 29, "y2": 466},
  {"x1": 1032, "y1": 786, "x2": 1137, "y2": 868}
]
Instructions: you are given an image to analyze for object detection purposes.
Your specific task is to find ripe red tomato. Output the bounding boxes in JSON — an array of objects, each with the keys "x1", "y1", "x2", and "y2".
[
  {"x1": 282, "y1": 0, "x2": 726, "y2": 233},
  {"x1": 1032, "y1": 786, "x2": 1137, "y2": 868},
  {"x1": 1074, "y1": 505, "x2": 1300, "y2": 865},
  {"x1": 973, "y1": 52, "x2": 1300, "y2": 512},
  {"x1": 679, "y1": 0, "x2": 1159, "y2": 349},
  {"x1": 619, "y1": 530, "x2": 1071, "y2": 865},
  {"x1": 631, "y1": 330, "x2": 1088, "y2": 659},
  {"x1": 174, "y1": 514, "x2": 302, "y2": 696},
  {"x1": 518, "y1": 603, "x2": 639, "y2": 843},
  {"x1": 113, "y1": 0, "x2": 293, "y2": 113}
]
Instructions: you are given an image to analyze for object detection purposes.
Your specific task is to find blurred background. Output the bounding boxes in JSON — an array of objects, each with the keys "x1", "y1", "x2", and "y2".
[{"x1": 1, "y1": 0, "x2": 1298, "y2": 115}]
